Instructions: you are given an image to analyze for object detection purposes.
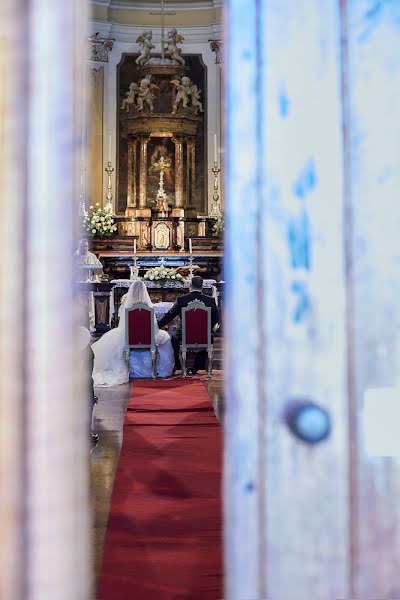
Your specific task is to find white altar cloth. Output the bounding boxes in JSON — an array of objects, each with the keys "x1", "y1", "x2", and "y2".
[
  {"x1": 111, "y1": 278, "x2": 217, "y2": 288},
  {"x1": 110, "y1": 279, "x2": 218, "y2": 321}
]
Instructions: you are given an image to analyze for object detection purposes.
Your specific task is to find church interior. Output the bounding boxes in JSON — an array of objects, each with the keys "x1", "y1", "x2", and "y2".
[
  {"x1": 83, "y1": 9, "x2": 225, "y2": 595},
  {"x1": 2, "y1": 0, "x2": 400, "y2": 599}
]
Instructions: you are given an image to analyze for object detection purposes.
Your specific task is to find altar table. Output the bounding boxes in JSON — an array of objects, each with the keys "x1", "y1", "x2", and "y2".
[{"x1": 110, "y1": 278, "x2": 217, "y2": 324}]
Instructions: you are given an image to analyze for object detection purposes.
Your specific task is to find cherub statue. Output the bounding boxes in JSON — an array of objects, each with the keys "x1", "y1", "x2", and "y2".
[
  {"x1": 136, "y1": 77, "x2": 159, "y2": 112},
  {"x1": 162, "y1": 28, "x2": 185, "y2": 65},
  {"x1": 170, "y1": 76, "x2": 192, "y2": 113},
  {"x1": 121, "y1": 82, "x2": 138, "y2": 112},
  {"x1": 190, "y1": 83, "x2": 203, "y2": 115},
  {"x1": 135, "y1": 30, "x2": 155, "y2": 66}
]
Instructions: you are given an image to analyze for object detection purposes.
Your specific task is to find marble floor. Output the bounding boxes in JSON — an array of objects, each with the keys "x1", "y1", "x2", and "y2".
[{"x1": 90, "y1": 374, "x2": 223, "y2": 590}]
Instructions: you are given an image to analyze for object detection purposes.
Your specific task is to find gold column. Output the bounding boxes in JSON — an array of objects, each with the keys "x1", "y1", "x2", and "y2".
[
  {"x1": 173, "y1": 136, "x2": 184, "y2": 208},
  {"x1": 190, "y1": 140, "x2": 196, "y2": 208},
  {"x1": 126, "y1": 139, "x2": 134, "y2": 209},
  {"x1": 185, "y1": 138, "x2": 190, "y2": 207},
  {"x1": 139, "y1": 136, "x2": 149, "y2": 209},
  {"x1": 133, "y1": 139, "x2": 138, "y2": 208}
]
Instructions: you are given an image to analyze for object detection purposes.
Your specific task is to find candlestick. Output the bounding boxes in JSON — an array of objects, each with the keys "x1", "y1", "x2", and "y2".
[
  {"x1": 209, "y1": 160, "x2": 222, "y2": 219},
  {"x1": 79, "y1": 160, "x2": 87, "y2": 217},
  {"x1": 134, "y1": 239, "x2": 137, "y2": 254},
  {"x1": 108, "y1": 133, "x2": 112, "y2": 163},
  {"x1": 130, "y1": 254, "x2": 139, "y2": 280},
  {"x1": 189, "y1": 238, "x2": 192, "y2": 254},
  {"x1": 104, "y1": 161, "x2": 114, "y2": 214},
  {"x1": 213, "y1": 133, "x2": 217, "y2": 163},
  {"x1": 188, "y1": 254, "x2": 195, "y2": 281}
]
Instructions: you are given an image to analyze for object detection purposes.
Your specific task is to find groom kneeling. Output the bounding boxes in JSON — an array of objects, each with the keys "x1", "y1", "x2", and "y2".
[{"x1": 157, "y1": 276, "x2": 219, "y2": 374}]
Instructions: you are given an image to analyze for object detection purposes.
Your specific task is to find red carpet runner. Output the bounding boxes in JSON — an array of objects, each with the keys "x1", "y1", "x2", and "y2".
[{"x1": 98, "y1": 379, "x2": 223, "y2": 600}]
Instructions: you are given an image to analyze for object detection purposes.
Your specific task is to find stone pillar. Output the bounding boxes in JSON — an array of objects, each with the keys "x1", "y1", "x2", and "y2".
[
  {"x1": 173, "y1": 136, "x2": 183, "y2": 209},
  {"x1": 138, "y1": 136, "x2": 149, "y2": 209}
]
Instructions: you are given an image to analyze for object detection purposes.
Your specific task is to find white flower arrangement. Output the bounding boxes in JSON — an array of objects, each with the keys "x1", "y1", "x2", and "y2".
[
  {"x1": 83, "y1": 203, "x2": 118, "y2": 238},
  {"x1": 144, "y1": 266, "x2": 185, "y2": 286}
]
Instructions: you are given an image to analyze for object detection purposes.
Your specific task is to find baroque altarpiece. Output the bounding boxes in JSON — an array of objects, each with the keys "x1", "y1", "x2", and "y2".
[{"x1": 116, "y1": 47, "x2": 208, "y2": 252}]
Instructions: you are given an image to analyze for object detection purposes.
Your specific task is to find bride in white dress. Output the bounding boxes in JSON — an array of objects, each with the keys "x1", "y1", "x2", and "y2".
[{"x1": 92, "y1": 280, "x2": 175, "y2": 386}]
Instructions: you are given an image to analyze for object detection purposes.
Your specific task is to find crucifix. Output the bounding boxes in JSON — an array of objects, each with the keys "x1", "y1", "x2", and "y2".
[
  {"x1": 149, "y1": 0, "x2": 176, "y2": 59},
  {"x1": 155, "y1": 156, "x2": 171, "y2": 213}
]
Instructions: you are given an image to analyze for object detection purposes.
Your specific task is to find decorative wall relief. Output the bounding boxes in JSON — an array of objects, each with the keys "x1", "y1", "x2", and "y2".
[
  {"x1": 88, "y1": 33, "x2": 113, "y2": 63},
  {"x1": 209, "y1": 40, "x2": 223, "y2": 64}
]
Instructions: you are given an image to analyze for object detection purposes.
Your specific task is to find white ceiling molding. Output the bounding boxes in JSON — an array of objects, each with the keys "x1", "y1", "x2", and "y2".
[
  {"x1": 90, "y1": 0, "x2": 222, "y2": 10},
  {"x1": 90, "y1": 19, "x2": 222, "y2": 43}
]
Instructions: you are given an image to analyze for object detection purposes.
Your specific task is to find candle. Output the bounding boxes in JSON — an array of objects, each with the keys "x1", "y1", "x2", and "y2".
[
  {"x1": 189, "y1": 238, "x2": 192, "y2": 254},
  {"x1": 134, "y1": 239, "x2": 137, "y2": 254},
  {"x1": 108, "y1": 133, "x2": 112, "y2": 163},
  {"x1": 213, "y1": 133, "x2": 217, "y2": 163}
]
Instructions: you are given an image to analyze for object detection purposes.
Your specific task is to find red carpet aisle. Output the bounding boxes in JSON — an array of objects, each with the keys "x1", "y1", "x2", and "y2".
[{"x1": 98, "y1": 379, "x2": 223, "y2": 600}]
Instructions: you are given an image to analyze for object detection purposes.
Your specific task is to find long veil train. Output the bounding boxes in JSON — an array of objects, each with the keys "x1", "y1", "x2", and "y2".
[{"x1": 92, "y1": 280, "x2": 174, "y2": 386}]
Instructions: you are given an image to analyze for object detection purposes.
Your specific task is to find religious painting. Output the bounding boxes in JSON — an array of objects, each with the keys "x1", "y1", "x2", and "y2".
[
  {"x1": 147, "y1": 136, "x2": 175, "y2": 206},
  {"x1": 153, "y1": 222, "x2": 171, "y2": 250},
  {"x1": 116, "y1": 54, "x2": 207, "y2": 215}
]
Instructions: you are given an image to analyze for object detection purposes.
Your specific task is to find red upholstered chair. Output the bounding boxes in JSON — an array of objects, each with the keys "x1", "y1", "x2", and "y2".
[
  {"x1": 125, "y1": 302, "x2": 156, "y2": 379},
  {"x1": 180, "y1": 300, "x2": 213, "y2": 379}
]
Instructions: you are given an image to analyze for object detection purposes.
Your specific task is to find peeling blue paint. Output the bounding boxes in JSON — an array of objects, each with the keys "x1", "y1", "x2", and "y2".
[
  {"x1": 359, "y1": 0, "x2": 400, "y2": 42},
  {"x1": 287, "y1": 209, "x2": 311, "y2": 270},
  {"x1": 291, "y1": 281, "x2": 311, "y2": 323},
  {"x1": 278, "y1": 85, "x2": 290, "y2": 118},
  {"x1": 293, "y1": 159, "x2": 317, "y2": 199}
]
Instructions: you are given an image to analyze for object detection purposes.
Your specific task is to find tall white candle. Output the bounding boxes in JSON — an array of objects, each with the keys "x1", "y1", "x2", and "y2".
[
  {"x1": 108, "y1": 133, "x2": 112, "y2": 163},
  {"x1": 189, "y1": 238, "x2": 192, "y2": 254},
  {"x1": 134, "y1": 239, "x2": 137, "y2": 254},
  {"x1": 214, "y1": 133, "x2": 217, "y2": 163}
]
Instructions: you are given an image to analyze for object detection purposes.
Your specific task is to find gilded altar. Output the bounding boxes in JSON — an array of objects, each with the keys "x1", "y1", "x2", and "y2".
[{"x1": 117, "y1": 54, "x2": 208, "y2": 251}]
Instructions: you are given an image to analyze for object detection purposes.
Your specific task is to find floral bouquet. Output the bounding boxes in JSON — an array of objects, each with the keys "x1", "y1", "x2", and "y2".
[
  {"x1": 83, "y1": 203, "x2": 118, "y2": 238},
  {"x1": 144, "y1": 265, "x2": 185, "y2": 287}
]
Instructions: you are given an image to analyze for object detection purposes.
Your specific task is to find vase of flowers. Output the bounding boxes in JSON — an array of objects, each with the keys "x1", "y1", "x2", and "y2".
[
  {"x1": 144, "y1": 266, "x2": 185, "y2": 287},
  {"x1": 83, "y1": 203, "x2": 118, "y2": 238}
]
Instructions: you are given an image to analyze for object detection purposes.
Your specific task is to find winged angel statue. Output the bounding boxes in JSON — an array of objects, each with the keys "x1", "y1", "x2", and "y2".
[
  {"x1": 162, "y1": 28, "x2": 185, "y2": 65},
  {"x1": 135, "y1": 30, "x2": 155, "y2": 66},
  {"x1": 170, "y1": 76, "x2": 203, "y2": 115}
]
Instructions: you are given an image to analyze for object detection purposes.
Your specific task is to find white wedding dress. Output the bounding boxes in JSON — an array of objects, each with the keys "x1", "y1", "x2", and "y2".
[{"x1": 92, "y1": 280, "x2": 175, "y2": 386}]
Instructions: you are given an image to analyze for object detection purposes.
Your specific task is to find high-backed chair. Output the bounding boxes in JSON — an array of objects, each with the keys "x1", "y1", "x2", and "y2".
[
  {"x1": 180, "y1": 300, "x2": 213, "y2": 379},
  {"x1": 125, "y1": 302, "x2": 156, "y2": 379}
]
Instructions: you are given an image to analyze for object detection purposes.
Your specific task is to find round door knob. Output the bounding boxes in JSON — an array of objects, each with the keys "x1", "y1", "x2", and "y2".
[{"x1": 285, "y1": 400, "x2": 331, "y2": 444}]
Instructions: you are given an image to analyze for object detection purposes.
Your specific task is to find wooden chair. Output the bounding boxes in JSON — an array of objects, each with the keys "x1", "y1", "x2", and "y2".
[
  {"x1": 125, "y1": 302, "x2": 156, "y2": 379},
  {"x1": 180, "y1": 300, "x2": 213, "y2": 379}
]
